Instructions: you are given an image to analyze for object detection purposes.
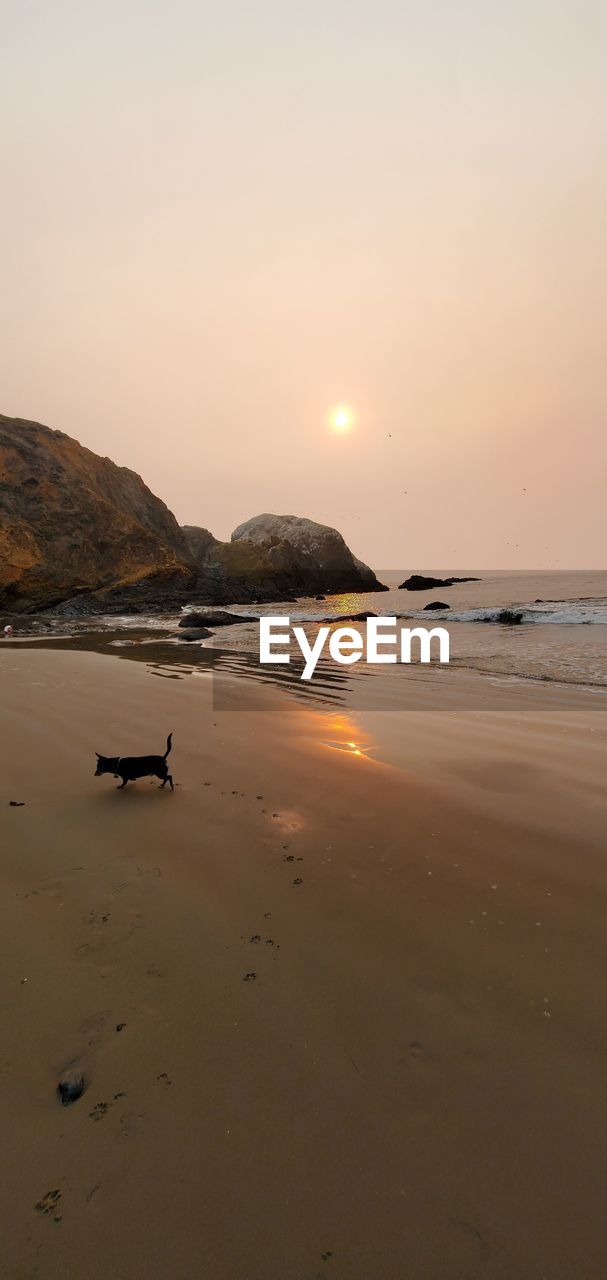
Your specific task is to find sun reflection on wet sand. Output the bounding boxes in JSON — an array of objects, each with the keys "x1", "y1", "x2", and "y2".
[{"x1": 296, "y1": 707, "x2": 375, "y2": 760}]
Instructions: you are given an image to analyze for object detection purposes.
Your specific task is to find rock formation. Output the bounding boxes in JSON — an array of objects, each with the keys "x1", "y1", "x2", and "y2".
[
  {"x1": 0, "y1": 415, "x2": 387, "y2": 613},
  {"x1": 230, "y1": 513, "x2": 384, "y2": 596},
  {"x1": 0, "y1": 414, "x2": 194, "y2": 612}
]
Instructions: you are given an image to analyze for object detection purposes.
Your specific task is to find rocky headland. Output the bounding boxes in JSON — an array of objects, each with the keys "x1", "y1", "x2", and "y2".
[{"x1": 0, "y1": 415, "x2": 387, "y2": 614}]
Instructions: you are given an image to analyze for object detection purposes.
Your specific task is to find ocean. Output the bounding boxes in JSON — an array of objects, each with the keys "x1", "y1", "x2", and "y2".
[
  {"x1": 6, "y1": 570, "x2": 607, "y2": 709},
  {"x1": 194, "y1": 569, "x2": 607, "y2": 697}
]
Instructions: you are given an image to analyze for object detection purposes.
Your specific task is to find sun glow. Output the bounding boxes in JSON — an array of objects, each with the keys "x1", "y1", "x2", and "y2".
[{"x1": 329, "y1": 405, "x2": 354, "y2": 434}]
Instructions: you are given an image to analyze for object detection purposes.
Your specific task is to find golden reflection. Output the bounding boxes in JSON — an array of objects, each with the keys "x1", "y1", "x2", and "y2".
[{"x1": 296, "y1": 707, "x2": 374, "y2": 760}]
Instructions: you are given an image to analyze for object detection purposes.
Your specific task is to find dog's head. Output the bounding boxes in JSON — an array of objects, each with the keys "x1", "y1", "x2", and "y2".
[{"x1": 94, "y1": 753, "x2": 115, "y2": 777}]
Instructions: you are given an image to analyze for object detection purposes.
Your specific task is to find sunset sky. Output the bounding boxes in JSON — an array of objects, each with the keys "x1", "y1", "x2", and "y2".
[{"x1": 1, "y1": 1, "x2": 605, "y2": 567}]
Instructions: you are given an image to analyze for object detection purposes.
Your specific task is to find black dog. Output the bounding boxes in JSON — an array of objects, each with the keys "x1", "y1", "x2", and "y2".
[{"x1": 95, "y1": 733, "x2": 174, "y2": 790}]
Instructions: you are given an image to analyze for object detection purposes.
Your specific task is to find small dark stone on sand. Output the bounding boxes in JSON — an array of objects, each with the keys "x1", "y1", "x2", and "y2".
[
  {"x1": 116, "y1": 1023, "x2": 126, "y2": 1032},
  {"x1": 57, "y1": 1072, "x2": 86, "y2": 1106},
  {"x1": 9, "y1": 800, "x2": 25, "y2": 807}
]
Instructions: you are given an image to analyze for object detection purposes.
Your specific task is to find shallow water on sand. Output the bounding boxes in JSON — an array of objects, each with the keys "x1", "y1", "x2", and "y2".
[{"x1": 3, "y1": 571, "x2": 606, "y2": 709}]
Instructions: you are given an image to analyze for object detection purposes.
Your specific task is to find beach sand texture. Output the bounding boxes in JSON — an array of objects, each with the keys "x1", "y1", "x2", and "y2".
[{"x1": 1, "y1": 648, "x2": 607, "y2": 1279}]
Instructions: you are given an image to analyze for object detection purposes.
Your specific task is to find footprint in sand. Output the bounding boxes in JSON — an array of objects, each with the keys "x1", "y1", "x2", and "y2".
[
  {"x1": 293, "y1": 878, "x2": 303, "y2": 887},
  {"x1": 249, "y1": 935, "x2": 261, "y2": 944},
  {"x1": 118, "y1": 1108, "x2": 147, "y2": 1137},
  {"x1": 84, "y1": 908, "x2": 111, "y2": 926},
  {"x1": 243, "y1": 972, "x2": 257, "y2": 982},
  {"x1": 89, "y1": 1093, "x2": 126, "y2": 1122},
  {"x1": 35, "y1": 1189, "x2": 62, "y2": 1223},
  {"x1": 89, "y1": 1102, "x2": 109, "y2": 1122}
]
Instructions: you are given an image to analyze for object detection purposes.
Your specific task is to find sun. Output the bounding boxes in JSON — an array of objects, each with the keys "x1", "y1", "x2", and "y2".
[{"x1": 329, "y1": 405, "x2": 354, "y2": 434}]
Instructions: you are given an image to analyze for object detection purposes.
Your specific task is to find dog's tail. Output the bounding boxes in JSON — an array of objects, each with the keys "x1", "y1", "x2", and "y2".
[{"x1": 164, "y1": 732, "x2": 173, "y2": 759}]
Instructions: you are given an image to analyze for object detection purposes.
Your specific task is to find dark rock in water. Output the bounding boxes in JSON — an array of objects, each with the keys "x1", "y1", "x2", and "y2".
[
  {"x1": 423, "y1": 601, "x2": 450, "y2": 610},
  {"x1": 178, "y1": 610, "x2": 250, "y2": 628},
  {"x1": 177, "y1": 627, "x2": 213, "y2": 641},
  {"x1": 58, "y1": 1071, "x2": 86, "y2": 1106},
  {"x1": 315, "y1": 594, "x2": 326, "y2": 601},
  {"x1": 494, "y1": 609, "x2": 524, "y2": 625},
  {"x1": 400, "y1": 574, "x2": 481, "y2": 591}
]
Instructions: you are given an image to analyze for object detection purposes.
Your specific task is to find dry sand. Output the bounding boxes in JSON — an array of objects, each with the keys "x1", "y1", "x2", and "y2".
[{"x1": 1, "y1": 647, "x2": 607, "y2": 1279}]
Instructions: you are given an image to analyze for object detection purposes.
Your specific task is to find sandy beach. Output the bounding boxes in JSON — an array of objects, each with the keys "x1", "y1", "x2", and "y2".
[{"x1": 0, "y1": 645, "x2": 606, "y2": 1279}]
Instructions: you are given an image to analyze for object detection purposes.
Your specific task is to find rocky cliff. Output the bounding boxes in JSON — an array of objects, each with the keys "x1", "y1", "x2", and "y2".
[
  {"x1": 0, "y1": 415, "x2": 195, "y2": 612},
  {"x1": 0, "y1": 415, "x2": 386, "y2": 613}
]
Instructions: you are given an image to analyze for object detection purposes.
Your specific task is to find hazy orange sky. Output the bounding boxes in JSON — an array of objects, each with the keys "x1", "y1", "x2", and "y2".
[{"x1": 1, "y1": 1, "x2": 605, "y2": 567}]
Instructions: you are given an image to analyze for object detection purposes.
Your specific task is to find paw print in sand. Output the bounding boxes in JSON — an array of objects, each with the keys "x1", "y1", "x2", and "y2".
[{"x1": 35, "y1": 1189, "x2": 62, "y2": 1223}]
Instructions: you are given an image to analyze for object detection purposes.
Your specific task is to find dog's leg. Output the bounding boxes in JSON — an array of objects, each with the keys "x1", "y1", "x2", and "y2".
[{"x1": 116, "y1": 777, "x2": 128, "y2": 789}]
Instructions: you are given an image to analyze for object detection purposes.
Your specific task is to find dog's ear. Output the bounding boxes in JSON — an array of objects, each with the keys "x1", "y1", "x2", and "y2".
[{"x1": 95, "y1": 752, "x2": 101, "y2": 758}]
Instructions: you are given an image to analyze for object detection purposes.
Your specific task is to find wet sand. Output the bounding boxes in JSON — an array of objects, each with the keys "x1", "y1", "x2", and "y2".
[{"x1": 1, "y1": 647, "x2": 607, "y2": 1279}]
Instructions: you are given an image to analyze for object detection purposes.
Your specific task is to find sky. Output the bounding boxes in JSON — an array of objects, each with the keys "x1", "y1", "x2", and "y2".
[{"x1": 1, "y1": 0, "x2": 606, "y2": 568}]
